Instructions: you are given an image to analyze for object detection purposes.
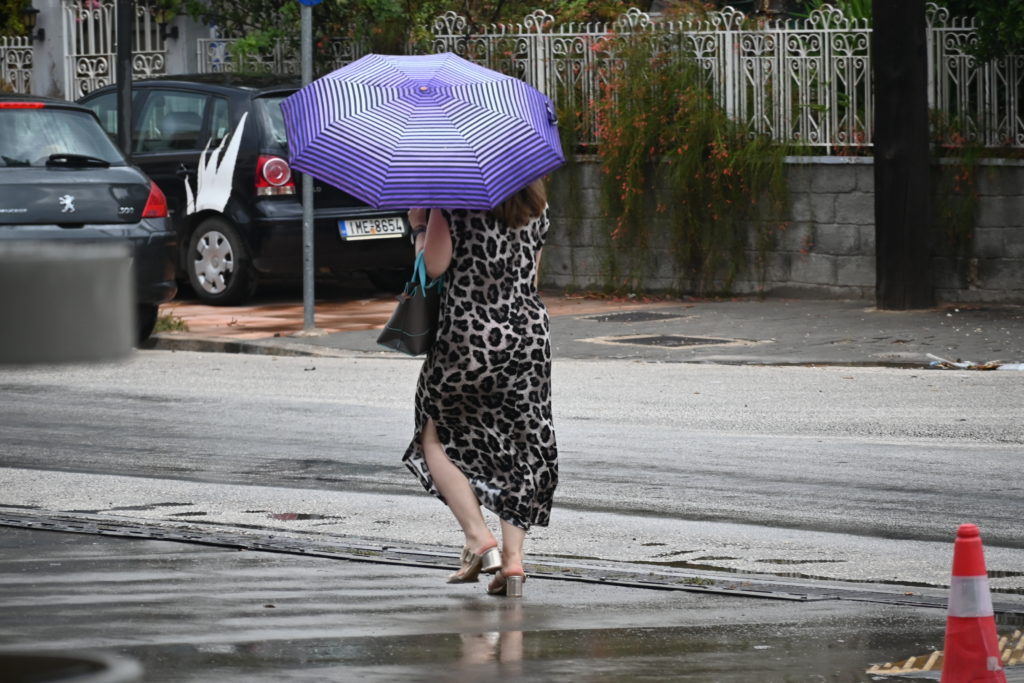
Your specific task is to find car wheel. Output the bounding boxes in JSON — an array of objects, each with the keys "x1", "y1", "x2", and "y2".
[
  {"x1": 187, "y1": 218, "x2": 255, "y2": 305},
  {"x1": 368, "y1": 267, "x2": 411, "y2": 294},
  {"x1": 137, "y1": 303, "x2": 158, "y2": 345}
]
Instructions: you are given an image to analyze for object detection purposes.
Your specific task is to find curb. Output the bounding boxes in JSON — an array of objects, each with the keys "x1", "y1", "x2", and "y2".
[
  {"x1": 146, "y1": 333, "x2": 945, "y2": 368},
  {"x1": 146, "y1": 334, "x2": 363, "y2": 358}
]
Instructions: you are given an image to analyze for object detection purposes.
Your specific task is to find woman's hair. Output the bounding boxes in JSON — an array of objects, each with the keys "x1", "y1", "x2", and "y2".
[{"x1": 490, "y1": 178, "x2": 547, "y2": 228}]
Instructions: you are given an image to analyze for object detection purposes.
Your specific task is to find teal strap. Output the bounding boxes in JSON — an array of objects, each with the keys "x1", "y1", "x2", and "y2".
[{"x1": 413, "y1": 251, "x2": 444, "y2": 292}]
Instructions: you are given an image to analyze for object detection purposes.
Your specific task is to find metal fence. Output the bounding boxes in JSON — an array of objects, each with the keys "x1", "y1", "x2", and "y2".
[
  {"x1": 62, "y1": 0, "x2": 169, "y2": 99},
  {"x1": 3, "y1": 3, "x2": 1021, "y2": 149},
  {"x1": 197, "y1": 34, "x2": 369, "y2": 76},
  {"x1": 0, "y1": 35, "x2": 32, "y2": 93}
]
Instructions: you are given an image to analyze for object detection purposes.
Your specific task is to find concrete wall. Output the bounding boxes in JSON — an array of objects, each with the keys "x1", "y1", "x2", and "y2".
[{"x1": 543, "y1": 156, "x2": 1024, "y2": 304}]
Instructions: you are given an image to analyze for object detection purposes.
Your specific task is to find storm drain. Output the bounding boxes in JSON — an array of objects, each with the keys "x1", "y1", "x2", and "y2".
[
  {"x1": 584, "y1": 311, "x2": 684, "y2": 323},
  {"x1": 586, "y1": 334, "x2": 756, "y2": 349},
  {"x1": 866, "y1": 629, "x2": 1024, "y2": 677}
]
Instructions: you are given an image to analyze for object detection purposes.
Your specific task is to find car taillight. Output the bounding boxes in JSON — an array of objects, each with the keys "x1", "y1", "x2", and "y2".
[
  {"x1": 142, "y1": 181, "x2": 168, "y2": 218},
  {"x1": 0, "y1": 102, "x2": 45, "y2": 109},
  {"x1": 256, "y1": 155, "x2": 295, "y2": 196}
]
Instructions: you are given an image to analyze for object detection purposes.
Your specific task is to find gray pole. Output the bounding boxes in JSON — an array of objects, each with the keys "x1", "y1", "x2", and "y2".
[
  {"x1": 115, "y1": 0, "x2": 132, "y2": 159},
  {"x1": 300, "y1": 4, "x2": 316, "y2": 332}
]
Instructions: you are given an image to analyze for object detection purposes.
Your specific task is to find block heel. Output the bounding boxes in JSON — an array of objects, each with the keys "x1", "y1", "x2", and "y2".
[{"x1": 480, "y1": 547, "x2": 502, "y2": 574}]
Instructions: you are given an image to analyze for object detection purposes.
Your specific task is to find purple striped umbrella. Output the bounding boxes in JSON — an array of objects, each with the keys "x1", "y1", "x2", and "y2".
[{"x1": 279, "y1": 52, "x2": 564, "y2": 210}]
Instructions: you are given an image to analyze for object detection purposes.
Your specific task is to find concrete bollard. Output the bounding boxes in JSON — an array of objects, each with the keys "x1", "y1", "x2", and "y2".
[
  {"x1": 0, "y1": 241, "x2": 134, "y2": 364},
  {"x1": 0, "y1": 650, "x2": 143, "y2": 682}
]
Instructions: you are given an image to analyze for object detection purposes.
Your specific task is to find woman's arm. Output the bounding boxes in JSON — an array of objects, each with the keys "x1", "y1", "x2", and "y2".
[{"x1": 410, "y1": 208, "x2": 452, "y2": 279}]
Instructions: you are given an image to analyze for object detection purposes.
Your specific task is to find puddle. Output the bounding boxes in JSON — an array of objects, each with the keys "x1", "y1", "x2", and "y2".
[{"x1": 269, "y1": 513, "x2": 342, "y2": 521}]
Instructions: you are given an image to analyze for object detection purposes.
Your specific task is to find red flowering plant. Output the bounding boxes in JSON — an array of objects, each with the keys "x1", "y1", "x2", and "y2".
[
  {"x1": 593, "y1": 28, "x2": 789, "y2": 295},
  {"x1": 930, "y1": 110, "x2": 985, "y2": 284}
]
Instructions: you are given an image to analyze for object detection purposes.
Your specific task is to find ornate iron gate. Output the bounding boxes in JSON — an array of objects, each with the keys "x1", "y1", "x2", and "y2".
[
  {"x1": 0, "y1": 36, "x2": 32, "y2": 92},
  {"x1": 62, "y1": 0, "x2": 167, "y2": 99}
]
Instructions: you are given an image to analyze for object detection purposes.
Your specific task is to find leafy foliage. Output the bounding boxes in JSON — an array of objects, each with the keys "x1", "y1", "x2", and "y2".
[
  {"x1": 163, "y1": 0, "x2": 645, "y2": 61},
  {"x1": 594, "y1": 33, "x2": 789, "y2": 294},
  {"x1": 0, "y1": 0, "x2": 30, "y2": 35},
  {"x1": 943, "y1": 0, "x2": 1024, "y2": 62}
]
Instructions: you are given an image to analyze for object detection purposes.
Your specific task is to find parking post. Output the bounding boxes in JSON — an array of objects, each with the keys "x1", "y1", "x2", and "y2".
[{"x1": 299, "y1": 0, "x2": 321, "y2": 333}]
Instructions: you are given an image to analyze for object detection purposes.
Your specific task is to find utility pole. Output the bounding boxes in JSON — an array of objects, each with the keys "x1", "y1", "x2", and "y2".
[{"x1": 872, "y1": 0, "x2": 934, "y2": 309}]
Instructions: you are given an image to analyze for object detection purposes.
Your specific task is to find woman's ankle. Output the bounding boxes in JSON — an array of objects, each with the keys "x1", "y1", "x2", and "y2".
[
  {"x1": 501, "y1": 553, "x2": 524, "y2": 572},
  {"x1": 466, "y1": 531, "x2": 497, "y2": 553}
]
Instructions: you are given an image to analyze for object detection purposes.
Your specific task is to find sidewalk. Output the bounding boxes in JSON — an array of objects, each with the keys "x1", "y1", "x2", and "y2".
[{"x1": 151, "y1": 286, "x2": 1024, "y2": 367}]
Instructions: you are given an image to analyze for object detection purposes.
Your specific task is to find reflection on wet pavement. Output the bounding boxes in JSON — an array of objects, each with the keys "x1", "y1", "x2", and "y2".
[{"x1": 0, "y1": 526, "x2": 961, "y2": 683}]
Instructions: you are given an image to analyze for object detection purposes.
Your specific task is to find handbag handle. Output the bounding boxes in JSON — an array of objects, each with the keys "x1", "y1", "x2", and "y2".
[
  {"x1": 413, "y1": 250, "x2": 444, "y2": 292},
  {"x1": 413, "y1": 250, "x2": 428, "y2": 292}
]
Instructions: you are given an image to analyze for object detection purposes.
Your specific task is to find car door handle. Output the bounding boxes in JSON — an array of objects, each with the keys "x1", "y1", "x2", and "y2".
[{"x1": 176, "y1": 164, "x2": 194, "y2": 178}]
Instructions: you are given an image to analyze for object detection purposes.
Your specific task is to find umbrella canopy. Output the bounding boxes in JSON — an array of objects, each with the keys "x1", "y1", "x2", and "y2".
[{"x1": 279, "y1": 52, "x2": 564, "y2": 210}]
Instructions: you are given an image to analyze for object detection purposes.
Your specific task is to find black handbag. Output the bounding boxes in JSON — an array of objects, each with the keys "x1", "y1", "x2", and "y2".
[{"x1": 377, "y1": 251, "x2": 443, "y2": 356}]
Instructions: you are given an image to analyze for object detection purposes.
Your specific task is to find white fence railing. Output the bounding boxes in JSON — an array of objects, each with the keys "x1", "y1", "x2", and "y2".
[
  {"x1": 62, "y1": 0, "x2": 168, "y2": 99},
  {"x1": 196, "y1": 35, "x2": 369, "y2": 75},
  {"x1": 0, "y1": 35, "x2": 32, "y2": 93},
  {"x1": 3, "y1": 4, "x2": 1022, "y2": 149}
]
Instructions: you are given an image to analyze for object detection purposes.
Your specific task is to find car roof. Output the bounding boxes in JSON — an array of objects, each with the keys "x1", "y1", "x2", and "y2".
[{"x1": 129, "y1": 73, "x2": 300, "y2": 96}]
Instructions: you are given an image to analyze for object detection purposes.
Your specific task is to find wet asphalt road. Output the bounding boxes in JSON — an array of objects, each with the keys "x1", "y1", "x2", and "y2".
[
  {"x1": 2, "y1": 345, "x2": 1024, "y2": 681},
  {"x1": 0, "y1": 526, "x2": 952, "y2": 682},
  {"x1": 1, "y1": 351, "x2": 1022, "y2": 589}
]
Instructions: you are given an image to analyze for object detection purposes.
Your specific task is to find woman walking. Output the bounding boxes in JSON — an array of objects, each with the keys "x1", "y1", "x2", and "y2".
[{"x1": 403, "y1": 179, "x2": 558, "y2": 598}]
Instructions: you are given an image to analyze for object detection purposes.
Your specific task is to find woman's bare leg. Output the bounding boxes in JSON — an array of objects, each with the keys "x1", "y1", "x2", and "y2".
[
  {"x1": 488, "y1": 519, "x2": 526, "y2": 593},
  {"x1": 421, "y1": 418, "x2": 495, "y2": 552},
  {"x1": 498, "y1": 520, "x2": 525, "y2": 572}
]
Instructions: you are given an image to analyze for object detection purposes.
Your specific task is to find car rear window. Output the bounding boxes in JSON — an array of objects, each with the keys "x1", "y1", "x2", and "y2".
[
  {"x1": 254, "y1": 95, "x2": 289, "y2": 150},
  {"x1": 0, "y1": 106, "x2": 126, "y2": 167}
]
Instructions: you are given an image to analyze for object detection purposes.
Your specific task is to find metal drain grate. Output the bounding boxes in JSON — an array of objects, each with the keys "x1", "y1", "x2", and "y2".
[
  {"x1": 584, "y1": 311, "x2": 682, "y2": 323},
  {"x1": 605, "y1": 335, "x2": 740, "y2": 348}
]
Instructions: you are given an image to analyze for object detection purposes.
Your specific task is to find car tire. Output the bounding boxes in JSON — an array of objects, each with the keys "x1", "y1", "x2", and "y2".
[
  {"x1": 368, "y1": 267, "x2": 411, "y2": 294},
  {"x1": 137, "y1": 303, "x2": 158, "y2": 345},
  {"x1": 187, "y1": 218, "x2": 256, "y2": 306}
]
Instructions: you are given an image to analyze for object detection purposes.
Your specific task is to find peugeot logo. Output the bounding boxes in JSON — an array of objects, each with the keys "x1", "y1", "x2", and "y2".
[{"x1": 58, "y1": 195, "x2": 76, "y2": 213}]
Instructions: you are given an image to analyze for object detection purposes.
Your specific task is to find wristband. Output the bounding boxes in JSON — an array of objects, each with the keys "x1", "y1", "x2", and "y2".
[{"x1": 410, "y1": 224, "x2": 427, "y2": 244}]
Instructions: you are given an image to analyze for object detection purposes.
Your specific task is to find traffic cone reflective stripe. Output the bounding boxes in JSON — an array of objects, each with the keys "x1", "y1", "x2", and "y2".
[
  {"x1": 940, "y1": 524, "x2": 1007, "y2": 683},
  {"x1": 948, "y1": 576, "x2": 994, "y2": 618}
]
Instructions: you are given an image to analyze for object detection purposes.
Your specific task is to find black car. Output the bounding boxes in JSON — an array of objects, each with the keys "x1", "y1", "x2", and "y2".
[
  {"x1": 0, "y1": 94, "x2": 177, "y2": 343},
  {"x1": 78, "y1": 74, "x2": 413, "y2": 305}
]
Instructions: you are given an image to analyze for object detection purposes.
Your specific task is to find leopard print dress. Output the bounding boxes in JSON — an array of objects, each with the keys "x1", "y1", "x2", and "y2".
[{"x1": 403, "y1": 207, "x2": 558, "y2": 530}]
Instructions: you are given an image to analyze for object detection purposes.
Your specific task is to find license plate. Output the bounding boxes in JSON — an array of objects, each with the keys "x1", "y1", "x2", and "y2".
[{"x1": 339, "y1": 217, "x2": 405, "y2": 241}]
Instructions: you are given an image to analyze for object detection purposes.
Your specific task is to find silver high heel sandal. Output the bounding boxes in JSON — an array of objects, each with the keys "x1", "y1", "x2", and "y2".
[
  {"x1": 487, "y1": 570, "x2": 525, "y2": 598},
  {"x1": 448, "y1": 544, "x2": 502, "y2": 583}
]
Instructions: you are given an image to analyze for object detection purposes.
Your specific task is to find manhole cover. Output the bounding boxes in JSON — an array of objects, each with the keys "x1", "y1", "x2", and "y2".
[
  {"x1": 584, "y1": 311, "x2": 682, "y2": 323},
  {"x1": 606, "y1": 335, "x2": 740, "y2": 348}
]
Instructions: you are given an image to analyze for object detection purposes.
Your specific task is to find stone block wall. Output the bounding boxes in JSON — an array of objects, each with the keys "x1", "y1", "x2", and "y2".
[{"x1": 543, "y1": 157, "x2": 1024, "y2": 303}]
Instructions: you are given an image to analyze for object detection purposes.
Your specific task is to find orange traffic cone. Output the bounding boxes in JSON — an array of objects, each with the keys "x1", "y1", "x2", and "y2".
[{"x1": 940, "y1": 523, "x2": 1007, "y2": 683}]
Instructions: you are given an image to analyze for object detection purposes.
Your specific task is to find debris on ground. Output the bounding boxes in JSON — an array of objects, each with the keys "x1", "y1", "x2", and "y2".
[
  {"x1": 867, "y1": 629, "x2": 1024, "y2": 676},
  {"x1": 927, "y1": 354, "x2": 1024, "y2": 370}
]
